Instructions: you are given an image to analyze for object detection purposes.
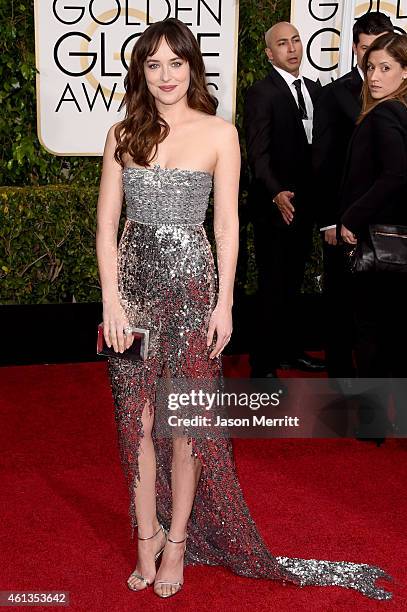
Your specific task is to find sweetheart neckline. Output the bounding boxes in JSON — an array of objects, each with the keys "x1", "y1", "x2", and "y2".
[{"x1": 123, "y1": 163, "x2": 213, "y2": 179}]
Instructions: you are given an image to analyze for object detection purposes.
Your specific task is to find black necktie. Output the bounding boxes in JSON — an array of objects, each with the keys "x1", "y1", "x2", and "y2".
[{"x1": 293, "y1": 79, "x2": 308, "y2": 120}]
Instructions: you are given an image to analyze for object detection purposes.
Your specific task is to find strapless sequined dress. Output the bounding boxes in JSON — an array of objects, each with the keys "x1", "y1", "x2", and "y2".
[{"x1": 108, "y1": 164, "x2": 392, "y2": 600}]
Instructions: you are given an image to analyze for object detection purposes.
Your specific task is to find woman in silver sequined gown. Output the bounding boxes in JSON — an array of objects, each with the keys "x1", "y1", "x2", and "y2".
[{"x1": 96, "y1": 19, "x2": 392, "y2": 601}]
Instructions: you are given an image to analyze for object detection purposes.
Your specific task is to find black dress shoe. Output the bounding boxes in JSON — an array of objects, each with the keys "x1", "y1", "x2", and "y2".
[
  {"x1": 355, "y1": 437, "x2": 386, "y2": 447},
  {"x1": 250, "y1": 368, "x2": 279, "y2": 379},
  {"x1": 278, "y1": 353, "x2": 326, "y2": 372},
  {"x1": 250, "y1": 369, "x2": 287, "y2": 395},
  {"x1": 354, "y1": 420, "x2": 392, "y2": 446}
]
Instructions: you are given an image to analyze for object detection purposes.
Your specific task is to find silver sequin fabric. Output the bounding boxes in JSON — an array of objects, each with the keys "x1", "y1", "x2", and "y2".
[
  {"x1": 107, "y1": 164, "x2": 392, "y2": 601},
  {"x1": 122, "y1": 164, "x2": 212, "y2": 225}
]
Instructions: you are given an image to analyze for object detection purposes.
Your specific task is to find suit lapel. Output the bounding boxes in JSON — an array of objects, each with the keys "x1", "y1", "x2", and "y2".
[
  {"x1": 336, "y1": 67, "x2": 363, "y2": 122},
  {"x1": 303, "y1": 77, "x2": 320, "y2": 104},
  {"x1": 268, "y1": 67, "x2": 307, "y2": 138},
  {"x1": 341, "y1": 113, "x2": 366, "y2": 191},
  {"x1": 268, "y1": 67, "x2": 301, "y2": 116},
  {"x1": 346, "y1": 67, "x2": 363, "y2": 101}
]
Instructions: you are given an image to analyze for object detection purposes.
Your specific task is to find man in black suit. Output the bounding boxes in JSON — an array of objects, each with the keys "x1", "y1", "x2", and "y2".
[
  {"x1": 244, "y1": 22, "x2": 323, "y2": 377},
  {"x1": 313, "y1": 12, "x2": 394, "y2": 378}
]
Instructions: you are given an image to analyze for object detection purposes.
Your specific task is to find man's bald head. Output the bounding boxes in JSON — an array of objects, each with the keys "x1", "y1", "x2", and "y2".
[
  {"x1": 264, "y1": 21, "x2": 303, "y2": 76},
  {"x1": 265, "y1": 22, "x2": 298, "y2": 47}
]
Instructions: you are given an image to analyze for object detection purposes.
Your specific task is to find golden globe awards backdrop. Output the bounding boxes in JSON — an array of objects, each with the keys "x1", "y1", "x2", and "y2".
[
  {"x1": 34, "y1": 1, "x2": 239, "y2": 155},
  {"x1": 291, "y1": 0, "x2": 407, "y2": 83}
]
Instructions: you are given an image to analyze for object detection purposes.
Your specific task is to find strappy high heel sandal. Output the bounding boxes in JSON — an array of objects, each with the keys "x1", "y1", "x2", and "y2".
[
  {"x1": 127, "y1": 523, "x2": 167, "y2": 591},
  {"x1": 154, "y1": 534, "x2": 187, "y2": 598}
]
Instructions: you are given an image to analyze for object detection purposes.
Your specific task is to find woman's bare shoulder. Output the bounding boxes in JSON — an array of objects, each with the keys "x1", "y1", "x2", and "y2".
[
  {"x1": 106, "y1": 121, "x2": 123, "y2": 142},
  {"x1": 199, "y1": 114, "x2": 238, "y2": 139},
  {"x1": 201, "y1": 114, "x2": 236, "y2": 129}
]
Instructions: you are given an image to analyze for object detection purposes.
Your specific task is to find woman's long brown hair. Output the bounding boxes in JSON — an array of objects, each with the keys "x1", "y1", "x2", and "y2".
[
  {"x1": 114, "y1": 18, "x2": 218, "y2": 167},
  {"x1": 358, "y1": 32, "x2": 407, "y2": 124}
]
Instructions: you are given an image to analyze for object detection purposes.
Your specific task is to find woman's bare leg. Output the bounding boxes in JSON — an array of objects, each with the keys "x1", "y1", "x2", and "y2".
[
  {"x1": 154, "y1": 436, "x2": 202, "y2": 596},
  {"x1": 127, "y1": 404, "x2": 166, "y2": 590}
]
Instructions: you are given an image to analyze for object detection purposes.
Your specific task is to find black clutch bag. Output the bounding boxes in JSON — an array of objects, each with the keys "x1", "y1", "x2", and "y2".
[
  {"x1": 97, "y1": 323, "x2": 149, "y2": 361},
  {"x1": 348, "y1": 224, "x2": 407, "y2": 275}
]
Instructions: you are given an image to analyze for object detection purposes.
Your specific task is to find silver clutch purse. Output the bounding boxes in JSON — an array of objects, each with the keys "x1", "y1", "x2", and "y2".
[{"x1": 97, "y1": 322, "x2": 149, "y2": 361}]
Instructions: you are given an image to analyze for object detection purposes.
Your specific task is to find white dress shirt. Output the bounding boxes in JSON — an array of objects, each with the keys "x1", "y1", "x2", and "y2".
[{"x1": 272, "y1": 64, "x2": 314, "y2": 144}]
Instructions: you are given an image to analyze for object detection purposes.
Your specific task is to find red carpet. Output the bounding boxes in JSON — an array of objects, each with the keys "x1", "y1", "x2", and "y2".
[{"x1": 1, "y1": 359, "x2": 406, "y2": 611}]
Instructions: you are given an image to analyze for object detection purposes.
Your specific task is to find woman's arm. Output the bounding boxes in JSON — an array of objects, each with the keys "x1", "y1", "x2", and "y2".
[
  {"x1": 207, "y1": 121, "x2": 240, "y2": 358},
  {"x1": 96, "y1": 124, "x2": 131, "y2": 353}
]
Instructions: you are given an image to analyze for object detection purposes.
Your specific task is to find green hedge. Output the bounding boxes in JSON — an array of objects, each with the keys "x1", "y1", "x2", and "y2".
[
  {"x1": 0, "y1": 186, "x2": 100, "y2": 303},
  {"x1": 1, "y1": 0, "x2": 323, "y2": 305}
]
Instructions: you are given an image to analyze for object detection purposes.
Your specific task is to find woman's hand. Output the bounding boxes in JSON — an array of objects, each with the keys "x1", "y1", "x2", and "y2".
[
  {"x1": 103, "y1": 299, "x2": 134, "y2": 353},
  {"x1": 206, "y1": 304, "x2": 233, "y2": 359},
  {"x1": 341, "y1": 224, "x2": 357, "y2": 244}
]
